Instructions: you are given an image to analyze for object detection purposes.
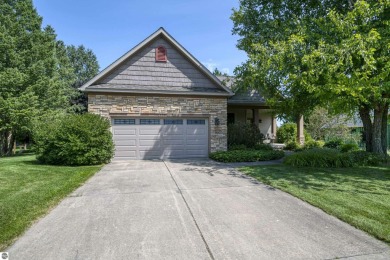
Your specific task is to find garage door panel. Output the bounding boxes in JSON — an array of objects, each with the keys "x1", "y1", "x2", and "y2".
[
  {"x1": 162, "y1": 126, "x2": 185, "y2": 135},
  {"x1": 163, "y1": 139, "x2": 185, "y2": 145},
  {"x1": 114, "y1": 139, "x2": 136, "y2": 146},
  {"x1": 163, "y1": 135, "x2": 184, "y2": 140},
  {"x1": 114, "y1": 135, "x2": 137, "y2": 141},
  {"x1": 115, "y1": 146, "x2": 137, "y2": 151},
  {"x1": 139, "y1": 128, "x2": 161, "y2": 135},
  {"x1": 187, "y1": 127, "x2": 207, "y2": 135},
  {"x1": 115, "y1": 150, "x2": 137, "y2": 158},
  {"x1": 139, "y1": 139, "x2": 162, "y2": 146},
  {"x1": 113, "y1": 129, "x2": 136, "y2": 135},
  {"x1": 138, "y1": 135, "x2": 161, "y2": 140},
  {"x1": 186, "y1": 139, "x2": 208, "y2": 145},
  {"x1": 164, "y1": 145, "x2": 186, "y2": 151}
]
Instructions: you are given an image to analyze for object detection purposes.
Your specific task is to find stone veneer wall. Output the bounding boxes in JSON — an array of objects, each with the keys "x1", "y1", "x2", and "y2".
[{"x1": 88, "y1": 94, "x2": 228, "y2": 152}]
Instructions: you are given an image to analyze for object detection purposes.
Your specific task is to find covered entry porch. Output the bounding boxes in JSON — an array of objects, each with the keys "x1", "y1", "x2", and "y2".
[{"x1": 227, "y1": 104, "x2": 277, "y2": 143}]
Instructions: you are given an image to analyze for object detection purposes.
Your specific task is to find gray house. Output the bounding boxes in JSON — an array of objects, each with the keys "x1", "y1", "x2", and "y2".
[{"x1": 80, "y1": 28, "x2": 276, "y2": 159}]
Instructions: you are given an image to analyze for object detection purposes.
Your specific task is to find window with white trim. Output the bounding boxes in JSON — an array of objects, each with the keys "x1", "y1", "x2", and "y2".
[
  {"x1": 140, "y1": 119, "x2": 160, "y2": 125},
  {"x1": 187, "y1": 119, "x2": 206, "y2": 125},
  {"x1": 113, "y1": 119, "x2": 135, "y2": 125},
  {"x1": 164, "y1": 119, "x2": 183, "y2": 125}
]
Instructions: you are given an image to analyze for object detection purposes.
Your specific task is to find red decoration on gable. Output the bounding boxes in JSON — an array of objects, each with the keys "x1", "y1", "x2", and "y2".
[{"x1": 155, "y1": 46, "x2": 167, "y2": 62}]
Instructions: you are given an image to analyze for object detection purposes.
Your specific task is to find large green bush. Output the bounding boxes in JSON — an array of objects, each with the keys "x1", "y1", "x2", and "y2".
[
  {"x1": 303, "y1": 140, "x2": 324, "y2": 150},
  {"x1": 323, "y1": 138, "x2": 344, "y2": 149},
  {"x1": 228, "y1": 123, "x2": 264, "y2": 148},
  {"x1": 277, "y1": 122, "x2": 312, "y2": 143},
  {"x1": 284, "y1": 148, "x2": 385, "y2": 167},
  {"x1": 34, "y1": 113, "x2": 114, "y2": 165},
  {"x1": 340, "y1": 143, "x2": 359, "y2": 153},
  {"x1": 210, "y1": 150, "x2": 284, "y2": 163},
  {"x1": 349, "y1": 151, "x2": 386, "y2": 166},
  {"x1": 284, "y1": 148, "x2": 354, "y2": 167},
  {"x1": 284, "y1": 141, "x2": 300, "y2": 151},
  {"x1": 277, "y1": 123, "x2": 296, "y2": 143}
]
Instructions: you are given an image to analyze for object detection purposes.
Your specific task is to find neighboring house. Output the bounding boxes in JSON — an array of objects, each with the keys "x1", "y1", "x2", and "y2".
[{"x1": 80, "y1": 28, "x2": 276, "y2": 159}]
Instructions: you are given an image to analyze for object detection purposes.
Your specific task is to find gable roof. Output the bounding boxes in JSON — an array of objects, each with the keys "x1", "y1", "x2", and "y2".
[
  {"x1": 80, "y1": 27, "x2": 233, "y2": 97},
  {"x1": 216, "y1": 76, "x2": 268, "y2": 106}
]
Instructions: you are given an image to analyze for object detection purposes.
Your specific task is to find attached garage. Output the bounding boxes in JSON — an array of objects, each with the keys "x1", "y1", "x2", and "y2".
[
  {"x1": 80, "y1": 28, "x2": 233, "y2": 159},
  {"x1": 112, "y1": 118, "x2": 208, "y2": 159}
]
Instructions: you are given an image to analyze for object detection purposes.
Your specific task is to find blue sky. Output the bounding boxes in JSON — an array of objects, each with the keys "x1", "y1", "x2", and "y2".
[{"x1": 33, "y1": 0, "x2": 247, "y2": 75}]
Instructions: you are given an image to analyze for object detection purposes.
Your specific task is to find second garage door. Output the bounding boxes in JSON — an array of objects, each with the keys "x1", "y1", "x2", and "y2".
[{"x1": 112, "y1": 118, "x2": 208, "y2": 159}]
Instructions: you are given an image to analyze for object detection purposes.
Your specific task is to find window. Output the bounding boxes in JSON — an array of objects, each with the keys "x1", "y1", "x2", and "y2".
[
  {"x1": 164, "y1": 119, "x2": 183, "y2": 125},
  {"x1": 187, "y1": 119, "x2": 206, "y2": 125},
  {"x1": 113, "y1": 119, "x2": 135, "y2": 125},
  {"x1": 155, "y1": 46, "x2": 167, "y2": 62},
  {"x1": 140, "y1": 119, "x2": 160, "y2": 125}
]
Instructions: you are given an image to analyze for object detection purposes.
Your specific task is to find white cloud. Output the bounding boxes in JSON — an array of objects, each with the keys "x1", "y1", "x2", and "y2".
[
  {"x1": 202, "y1": 59, "x2": 231, "y2": 75},
  {"x1": 221, "y1": 68, "x2": 230, "y2": 75},
  {"x1": 202, "y1": 59, "x2": 218, "y2": 72}
]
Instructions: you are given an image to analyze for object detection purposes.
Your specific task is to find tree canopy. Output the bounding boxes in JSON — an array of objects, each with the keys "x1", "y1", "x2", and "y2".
[
  {"x1": 232, "y1": 0, "x2": 390, "y2": 154},
  {"x1": 0, "y1": 0, "x2": 99, "y2": 155}
]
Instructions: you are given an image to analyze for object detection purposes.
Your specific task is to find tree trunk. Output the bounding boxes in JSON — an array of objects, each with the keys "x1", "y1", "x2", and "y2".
[
  {"x1": 6, "y1": 131, "x2": 14, "y2": 156},
  {"x1": 372, "y1": 103, "x2": 387, "y2": 155},
  {"x1": 0, "y1": 133, "x2": 4, "y2": 156},
  {"x1": 381, "y1": 103, "x2": 389, "y2": 154},
  {"x1": 359, "y1": 105, "x2": 373, "y2": 152},
  {"x1": 0, "y1": 131, "x2": 14, "y2": 156}
]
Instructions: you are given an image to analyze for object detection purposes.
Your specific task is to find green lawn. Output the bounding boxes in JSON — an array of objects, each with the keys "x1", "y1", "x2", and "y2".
[
  {"x1": 0, "y1": 155, "x2": 102, "y2": 250},
  {"x1": 240, "y1": 165, "x2": 390, "y2": 243}
]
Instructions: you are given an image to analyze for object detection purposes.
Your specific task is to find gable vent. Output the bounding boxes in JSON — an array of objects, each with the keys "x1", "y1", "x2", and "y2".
[{"x1": 155, "y1": 46, "x2": 167, "y2": 62}]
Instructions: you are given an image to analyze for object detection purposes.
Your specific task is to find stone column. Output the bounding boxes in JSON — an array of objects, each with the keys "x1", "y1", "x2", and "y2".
[
  {"x1": 297, "y1": 115, "x2": 305, "y2": 145},
  {"x1": 271, "y1": 116, "x2": 277, "y2": 142}
]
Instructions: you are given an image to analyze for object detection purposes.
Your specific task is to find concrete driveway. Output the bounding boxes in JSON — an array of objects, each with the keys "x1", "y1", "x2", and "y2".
[{"x1": 8, "y1": 159, "x2": 390, "y2": 259}]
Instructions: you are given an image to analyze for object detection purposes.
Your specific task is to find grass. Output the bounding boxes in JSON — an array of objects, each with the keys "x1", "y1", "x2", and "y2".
[
  {"x1": 0, "y1": 155, "x2": 102, "y2": 250},
  {"x1": 240, "y1": 165, "x2": 390, "y2": 243}
]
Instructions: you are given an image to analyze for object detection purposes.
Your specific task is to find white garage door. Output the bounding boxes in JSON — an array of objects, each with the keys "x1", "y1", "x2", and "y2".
[{"x1": 112, "y1": 118, "x2": 208, "y2": 159}]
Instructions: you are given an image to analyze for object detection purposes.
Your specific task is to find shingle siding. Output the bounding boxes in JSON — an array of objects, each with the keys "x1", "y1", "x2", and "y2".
[{"x1": 96, "y1": 37, "x2": 219, "y2": 89}]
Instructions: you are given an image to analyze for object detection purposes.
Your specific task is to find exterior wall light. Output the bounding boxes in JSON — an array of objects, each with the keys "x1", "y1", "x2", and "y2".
[{"x1": 214, "y1": 117, "x2": 220, "y2": 125}]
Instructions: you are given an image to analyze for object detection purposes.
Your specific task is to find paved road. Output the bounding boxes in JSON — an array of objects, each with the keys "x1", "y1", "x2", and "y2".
[{"x1": 8, "y1": 159, "x2": 390, "y2": 259}]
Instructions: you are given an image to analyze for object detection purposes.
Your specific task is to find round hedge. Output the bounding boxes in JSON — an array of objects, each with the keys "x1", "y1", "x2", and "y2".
[
  {"x1": 277, "y1": 122, "x2": 312, "y2": 144},
  {"x1": 34, "y1": 113, "x2": 114, "y2": 165}
]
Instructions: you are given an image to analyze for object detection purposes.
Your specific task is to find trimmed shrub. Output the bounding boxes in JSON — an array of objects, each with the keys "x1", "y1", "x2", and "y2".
[
  {"x1": 229, "y1": 144, "x2": 248, "y2": 151},
  {"x1": 323, "y1": 138, "x2": 343, "y2": 149},
  {"x1": 284, "y1": 148, "x2": 354, "y2": 167},
  {"x1": 34, "y1": 113, "x2": 114, "y2": 165},
  {"x1": 253, "y1": 143, "x2": 274, "y2": 151},
  {"x1": 349, "y1": 151, "x2": 385, "y2": 166},
  {"x1": 340, "y1": 143, "x2": 359, "y2": 153},
  {"x1": 284, "y1": 148, "x2": 386, "y2": 167},
  {"x1": 228, "y1": 123, "x2": 264, "y2": 148},
  {"x1": 303, "y1": 140, "x2": 324, "y2": 150},
  {"x1": 284, "y1": 141, "x2": 300, "y2": 151},
  {"x1": 210, "y1": 150, "x2": 284, "y2": 163},
  {"x1": 277, "y1": 123, "x2": 296, "y2": 143},
  {"x1": 277, "y1": 122, "x2": 313, "y2": 143}
]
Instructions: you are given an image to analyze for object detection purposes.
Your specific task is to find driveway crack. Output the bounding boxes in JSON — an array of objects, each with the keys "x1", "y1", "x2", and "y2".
[{"x1": 163, "y1": 160, "x2": 215, "y2": 260}]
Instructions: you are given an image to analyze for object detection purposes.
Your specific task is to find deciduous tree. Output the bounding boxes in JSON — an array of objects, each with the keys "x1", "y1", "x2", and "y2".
[{"x1": 232, "y1": 0, "x2": 389, "y2": 154}]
